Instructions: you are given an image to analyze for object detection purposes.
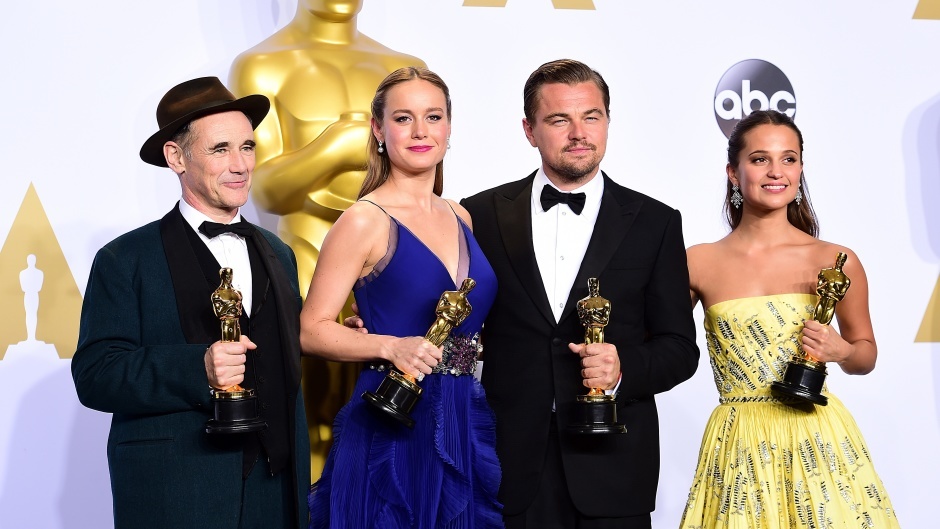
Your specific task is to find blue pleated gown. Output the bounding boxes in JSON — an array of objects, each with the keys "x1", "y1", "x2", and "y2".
[{"x1": 309, "y1": 211, "x2": 503, "y2": 528}]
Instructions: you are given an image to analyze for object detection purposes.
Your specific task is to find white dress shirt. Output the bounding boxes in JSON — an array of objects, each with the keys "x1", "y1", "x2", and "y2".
[
  {"x1": 531, "y1": 170, "x2": 620, "y2": 396},
  {"x1": 531, "y1": 168, "x2": 604, "y2": 322},
  {"x1": 178, "y1": 200, "x2": 253, "y2": 317}
]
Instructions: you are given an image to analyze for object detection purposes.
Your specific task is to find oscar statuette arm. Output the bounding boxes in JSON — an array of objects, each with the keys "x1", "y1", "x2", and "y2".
[
  {"x1": 251, "y1": 116, "x2": 372, "y2": 214},
  {"x1": 228, "y1": 62, "x2": 372, "y2": 215}
]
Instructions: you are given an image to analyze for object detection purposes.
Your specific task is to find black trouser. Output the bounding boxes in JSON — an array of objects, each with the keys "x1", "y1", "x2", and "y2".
[{"x1": 504, "y1": 417, "x2": 651, "y2": 529}]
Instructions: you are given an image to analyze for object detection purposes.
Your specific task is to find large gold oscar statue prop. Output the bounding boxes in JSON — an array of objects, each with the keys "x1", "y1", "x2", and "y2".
[
  {"x1": 569, "y1": 278, "x2": 627, "y2": 435},
  {"x1": 205, "y1": 268, "x2": 267, "y2": 434},
  {"x1": 229, "y1": 0, "x2": 426, "y2": 475},
  {"x1": 363, "y1": 278, "x2": 476, "y2": 429},
  {"x1": 772, "y1": 253, "x2": 851, "y2": 406}
]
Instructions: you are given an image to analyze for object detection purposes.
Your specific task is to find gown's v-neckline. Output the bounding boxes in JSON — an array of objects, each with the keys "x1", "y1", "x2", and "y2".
[
  {"x1": 393, "y1": 215, "x2": 468, "y2": 288},
  {"x1": 358, "y1": 199, "x2": 470, "y2": 287}
]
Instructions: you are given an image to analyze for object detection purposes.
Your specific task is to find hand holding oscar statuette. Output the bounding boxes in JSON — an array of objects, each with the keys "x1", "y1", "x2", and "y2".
[
  {"x1": 362, "y1": 278, "x2": 476, "y2": 429},
  {"x1": 568, "y1": 278, "x2": 627, "y2": 435},
  {"x1": 205, "y1": 268, "x2": 267, "y2": 434},
  {"x1": 771, "y1": 252, "x2": 851, "y2": 406}
]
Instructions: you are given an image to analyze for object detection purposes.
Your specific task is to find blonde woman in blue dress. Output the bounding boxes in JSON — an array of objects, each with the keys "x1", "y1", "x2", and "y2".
[{"x1": 679, "y1": 110, "x2": 900, "y2": 528}]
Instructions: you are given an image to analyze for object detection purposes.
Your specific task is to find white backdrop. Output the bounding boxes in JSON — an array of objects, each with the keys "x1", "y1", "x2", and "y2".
[{"x1": 1, "y1": 1, "x2": 937, "y2": 527}]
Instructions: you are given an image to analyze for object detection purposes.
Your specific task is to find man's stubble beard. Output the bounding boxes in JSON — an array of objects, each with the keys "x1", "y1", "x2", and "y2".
[{"x1": 547, "y1": 148, "x2": 601, "y2": 186}]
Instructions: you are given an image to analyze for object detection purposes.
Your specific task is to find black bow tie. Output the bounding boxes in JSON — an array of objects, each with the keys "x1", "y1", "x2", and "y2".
[
  {"x1": 540, "y1": 185, "x2": 586, "y2": 215},
  {"x1": 198, "y1": 220, "x2": 253, "y2": 238}
]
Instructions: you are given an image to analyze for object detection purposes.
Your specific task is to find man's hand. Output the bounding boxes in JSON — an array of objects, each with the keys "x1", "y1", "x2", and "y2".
[
  {"x1": 205, "y1": 335, "x2": 256, "y2": 390},
  {"x1": 343, "y1": 302, "x2": 368, "y2": 334},
  {"x1": 569, "y1": 342, "x2": 621, "y2": 390}
]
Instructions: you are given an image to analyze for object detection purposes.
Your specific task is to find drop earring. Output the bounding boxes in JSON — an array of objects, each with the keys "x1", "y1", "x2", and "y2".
[
  {"x1": 731, "y1": 184, "x2": 743, "y2": 209},
  {"x1": 794, "y1": 187, "x2": 802, "y2": 206},
  {"x1": 447, "y1": 138, "x2": 451, "y2": 150},
  {"x1": 377, "y1": 141, "x2": 384, "y2": 154}
]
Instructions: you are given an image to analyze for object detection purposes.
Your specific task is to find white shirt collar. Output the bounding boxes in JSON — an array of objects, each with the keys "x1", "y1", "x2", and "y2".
[
  {"x1": 178, "y1": 199, "x2": 243, "y2": 235},
  {"x1": 177, "y1": 199, "x2": 253, "y2": 316}
]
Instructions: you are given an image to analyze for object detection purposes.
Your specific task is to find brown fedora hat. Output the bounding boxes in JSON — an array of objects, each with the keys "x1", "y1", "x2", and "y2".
[{"x1": 139, "y1": 76, "x2": 270, "y2": 167}]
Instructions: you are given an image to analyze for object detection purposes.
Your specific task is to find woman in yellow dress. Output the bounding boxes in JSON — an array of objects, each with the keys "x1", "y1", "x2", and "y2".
[{"x1": 679, "y1": 110, "x2": 901, "y2": 528}]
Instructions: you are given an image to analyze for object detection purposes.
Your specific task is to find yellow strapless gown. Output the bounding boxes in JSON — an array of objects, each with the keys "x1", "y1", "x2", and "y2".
[{"x1": 679, "y1": 294, "x2": 900, "y2": 528}]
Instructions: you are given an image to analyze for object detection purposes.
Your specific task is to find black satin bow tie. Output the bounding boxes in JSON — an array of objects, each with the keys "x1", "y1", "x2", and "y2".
[
  {"x1": 540, "y1": 185, "x2": 586, "y2": 215},
  {"x1": 198, "y1": 220, "x2": 253, "y2": 238}
]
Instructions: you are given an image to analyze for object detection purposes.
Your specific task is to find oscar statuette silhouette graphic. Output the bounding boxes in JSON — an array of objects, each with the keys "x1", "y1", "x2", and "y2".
[
  {"x1": 229, "y1": 0, "x2": 426, "y2": 470},
  {"x1": 771, "y1": 252, "x2": 851, "y2": 406},
  {"x1": 205, "y1": 268, "x2": 267, "y2": 434},
  {"x1": 362, "y1": 278, "x2": 476, "y2": 429},
  {"x1": 20, "y1": 254, "x2": 43, "y2": 344},
  {"x1": 569, "y1": 278, "x2": 627, "y2": 434}
]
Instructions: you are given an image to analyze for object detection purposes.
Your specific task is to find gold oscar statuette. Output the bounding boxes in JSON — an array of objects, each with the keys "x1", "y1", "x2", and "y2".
[
  {"x1": 569, "y1": 278, "x2": 627, "y2": 435},
  {"x1": 205, "y1": 268, "x2": 267, "y2": 434},
  {"x1": 771, "y1": 252, "x2": 852, "y2": 406},
  {"x1": 362, "y1": 278, "x2": 476, "y2": 429}
]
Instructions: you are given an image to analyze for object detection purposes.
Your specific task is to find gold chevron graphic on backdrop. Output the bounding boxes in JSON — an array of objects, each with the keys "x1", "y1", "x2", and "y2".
[
  {"x1": 0, "y1": 183, "x2": 82, "y2": 359},
  {"x1": 914, "y1": 0, "x2": 940, "y2": 19},
  {"x1": 464, "y1": 0, "x2": 595, "y2": 9},
  {"x1": 917, "y1": 275, "x2": 940, "y2": 342}
]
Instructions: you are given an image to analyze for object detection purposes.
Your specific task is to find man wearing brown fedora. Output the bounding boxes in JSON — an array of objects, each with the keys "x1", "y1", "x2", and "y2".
[{"x1": 71, "y1": 77, "x2": 310, "y2": 529}]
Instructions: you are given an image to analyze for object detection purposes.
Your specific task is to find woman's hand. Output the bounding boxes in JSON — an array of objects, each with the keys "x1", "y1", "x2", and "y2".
[
  {"x1": 801, "y1": 320, "x2": 852, "y2": 364},
  {"x1": 384, "y1": 337, "x2": 443, "y2": 379}
]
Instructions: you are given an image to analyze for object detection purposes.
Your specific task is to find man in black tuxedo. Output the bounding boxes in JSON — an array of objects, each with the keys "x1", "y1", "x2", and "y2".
[
  {"x1": 461, "y1": 59, "x2": 699, "y2": 528},
  {"x1": 71, "y1": 77, "x2": 309, "y2": 528}
]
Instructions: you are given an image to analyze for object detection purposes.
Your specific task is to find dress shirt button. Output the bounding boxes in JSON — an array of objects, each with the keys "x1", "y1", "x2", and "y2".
[
  {"x1": 552, "y1": 338, "x2": 563, "y2": 346},
  {"x1": 558, "y1": 302, "x2": 564, "y2": 309},
  {"x1": 258, "y1": 376, "x2": 266, "y2": 384},
  {"x1": 560, "y1": 256, "x2": 565, "y2": 261}
]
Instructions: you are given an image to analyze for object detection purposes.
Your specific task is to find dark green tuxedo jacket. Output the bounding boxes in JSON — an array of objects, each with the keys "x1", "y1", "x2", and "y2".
[{"x1": 72, "y1": 206, "x2": 310, "y2": 528}]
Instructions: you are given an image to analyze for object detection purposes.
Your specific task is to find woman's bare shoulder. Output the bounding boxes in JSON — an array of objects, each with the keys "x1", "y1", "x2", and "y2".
[
  {"x1": 328, "y1": 200, "x2": 389, "y2": 242},
  {"x1": 446, "y1": 198, "x2": 473, "y2": 230},
  {"x1": 687, "y1": 237, "x2": 733, "y2": 264}
]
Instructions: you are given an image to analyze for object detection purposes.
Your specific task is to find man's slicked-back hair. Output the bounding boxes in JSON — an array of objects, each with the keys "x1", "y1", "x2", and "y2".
[{"x1": 523, "y1": 59, "x2": 610, "y2": 123}]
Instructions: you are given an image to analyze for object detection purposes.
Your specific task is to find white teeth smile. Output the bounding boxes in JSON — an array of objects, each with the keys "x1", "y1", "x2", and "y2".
[{"x1": 763, "y1": 185, "x2": 786, "y2": 190}]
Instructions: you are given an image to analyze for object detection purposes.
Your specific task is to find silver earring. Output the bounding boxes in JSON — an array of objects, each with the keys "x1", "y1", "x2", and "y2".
[
  {"x1": 447, "y1": 138, "x2": 451, "y2": 150},
  {"x1": 377, "y1": 141, "x2": 384, "y2": 154},
  {"x1": 794, "y1": 187, "x2": 802, "y2": 206},
  {"x1": 731, "y1": 184, "x2": 743, "y2": 209}
]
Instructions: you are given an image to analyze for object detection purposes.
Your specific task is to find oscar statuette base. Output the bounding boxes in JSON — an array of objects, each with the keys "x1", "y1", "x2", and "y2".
[
  {"x1": 362, "y1": 370, "x2": 422, "y2": 429},
  {"x1": 568, "y1": 394, "x2": 628, "y2": 435},
  {"x1": 205, "y1": 388, "x2": 268, "y2": 434},
  {"x1": 771, "y1": 359, "x2": 829, "y2": 406}
]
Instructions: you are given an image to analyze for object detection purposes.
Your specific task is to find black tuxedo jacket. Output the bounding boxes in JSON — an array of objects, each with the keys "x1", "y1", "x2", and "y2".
[{"x1": 461, "y1": 172, "x2": 698, "y2": 518}]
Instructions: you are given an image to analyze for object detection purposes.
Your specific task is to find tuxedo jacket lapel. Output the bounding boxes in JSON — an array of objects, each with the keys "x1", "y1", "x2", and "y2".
[
  {"x1": 249, "y1": 230, "x2": 302, "y2": 388},
  {"x1": 558, "y1": 174, "x2": 642, "y2": 324},
  {"x1": 495, "y1": 175, "x2": 556, "y2": 326},
  {"x1": 160, "y1": 205, "x2": 218, "y2": 344}
]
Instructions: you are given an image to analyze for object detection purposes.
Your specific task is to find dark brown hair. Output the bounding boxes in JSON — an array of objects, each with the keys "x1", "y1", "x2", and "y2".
[
  {"x1": 724, "y1": 110, "x2": 819, "y2": 237},
  {"x1": 523, "y1": 59, "x2": 610, "y2": 124}
]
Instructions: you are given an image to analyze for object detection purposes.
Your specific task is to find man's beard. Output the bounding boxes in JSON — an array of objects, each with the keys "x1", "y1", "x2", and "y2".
[{"x1": 548, "y1": 143, "x2": 600, "y2": 184}]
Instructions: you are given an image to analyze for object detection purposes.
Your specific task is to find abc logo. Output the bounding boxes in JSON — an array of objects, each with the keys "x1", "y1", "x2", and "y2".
[{"x1": 714, "y1": 59, "x2": 796, "y2": 138}]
